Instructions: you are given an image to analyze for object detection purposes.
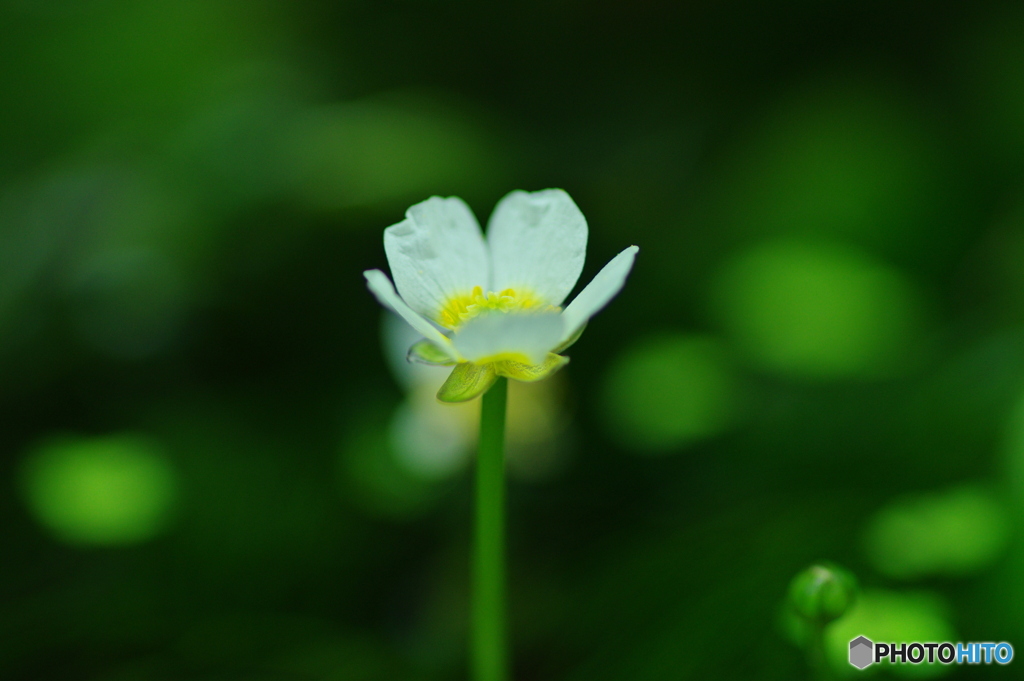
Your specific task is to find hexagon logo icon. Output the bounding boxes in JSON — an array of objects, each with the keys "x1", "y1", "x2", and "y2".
[{"x1": 849, "y1": 636, "x2": 874, "y2": 669}]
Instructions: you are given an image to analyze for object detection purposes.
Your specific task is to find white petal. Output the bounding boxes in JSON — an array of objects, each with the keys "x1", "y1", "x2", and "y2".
[
  {"x1": 384, "y1": 196, "x2": 489, "y2": 324},
  {"x1": 364, "y1": 269, "x2": 461, "y2": 360},
  {"x1": 487, "y1": 189, "x2": 587, "y2": 306},
  {"x1": 451, "y1": 312, "x2": 564, "y2": 366},
  {"x1": 560, "y1": 246, "x2": 638, "y2": 343}
]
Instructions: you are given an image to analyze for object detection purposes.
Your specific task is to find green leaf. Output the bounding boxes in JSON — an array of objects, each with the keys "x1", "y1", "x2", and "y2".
[
  {"x1": 495, "y1": 353, "x2": 569, "y2": 382},
  {"x1": 407, "y1": 339, "x2": 456, "y2": 366},
  {"x1": 437, "y1": 362, "x2": 498, "y2": 403}
]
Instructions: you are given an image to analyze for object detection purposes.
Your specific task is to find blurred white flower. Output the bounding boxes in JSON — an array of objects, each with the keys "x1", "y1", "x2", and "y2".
[{"x1": 382, "y1": 311, "x2": 573, "y2": 482}]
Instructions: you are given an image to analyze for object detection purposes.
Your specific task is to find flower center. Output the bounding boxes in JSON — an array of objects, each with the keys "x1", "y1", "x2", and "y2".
[{"x1": 438, "y1": 286, "x2": 556, "y2": 329}]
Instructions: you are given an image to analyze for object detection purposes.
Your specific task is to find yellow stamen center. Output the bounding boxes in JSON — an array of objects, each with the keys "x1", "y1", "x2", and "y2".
[{"x1": 438, "y1": 286, "x2": 556, "y2": 329}]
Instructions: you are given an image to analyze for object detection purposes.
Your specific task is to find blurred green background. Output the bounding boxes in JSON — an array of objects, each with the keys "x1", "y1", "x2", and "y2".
[{"x1": 3, "y1": 1, "x2": 1024, "y2": 679}]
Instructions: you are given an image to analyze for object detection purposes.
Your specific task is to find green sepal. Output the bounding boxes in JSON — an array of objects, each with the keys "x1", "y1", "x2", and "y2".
[
  {"x1": 407, "y1": 339, "x2": 457, "y2": 366},
  {"x1": 495, "y1": 353, "x2": 569, "y2": 382},
  {"x1": 553, "y1": 321, "x2": 587, "y2": 354},
  {"x1": 437, "y1": 362, "x2": 498, "y2": 403}
]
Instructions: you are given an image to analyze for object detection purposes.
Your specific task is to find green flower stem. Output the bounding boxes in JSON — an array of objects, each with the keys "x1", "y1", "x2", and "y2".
[
  {"x1": 472, "y1": 376, "x2": 508, "y2": 681},
  {"x1": 808, "y1": 621, "x2": 831, "y2": 681}
]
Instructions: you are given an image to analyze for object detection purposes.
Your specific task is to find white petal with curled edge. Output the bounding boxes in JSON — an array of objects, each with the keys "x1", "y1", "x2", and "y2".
[
  {"x1": 451, "y1": 312, "x2": 564, "y2": 366},
  {"x1": 384, "y1": 196, "x2": 489, "y2": 324},
  {"x1": 560, "y1": 246, "x2": 638, "y2": 343},
  {"x1": 487, "y1": 189, "x2": 587, "y2": 307},
  {"x1": 364, "y1": 269, "x2": 461, "y2": 360}
]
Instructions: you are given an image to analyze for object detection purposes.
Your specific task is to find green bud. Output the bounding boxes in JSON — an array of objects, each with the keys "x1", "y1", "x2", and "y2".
[{"x1": 788, "y1": 562, "x2": 858, "y2": 625}]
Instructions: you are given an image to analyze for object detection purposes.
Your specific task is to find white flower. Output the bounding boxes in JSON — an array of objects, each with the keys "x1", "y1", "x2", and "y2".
[{"x1": 364, "y1": 189, "x2": 638, "y2": 402}]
